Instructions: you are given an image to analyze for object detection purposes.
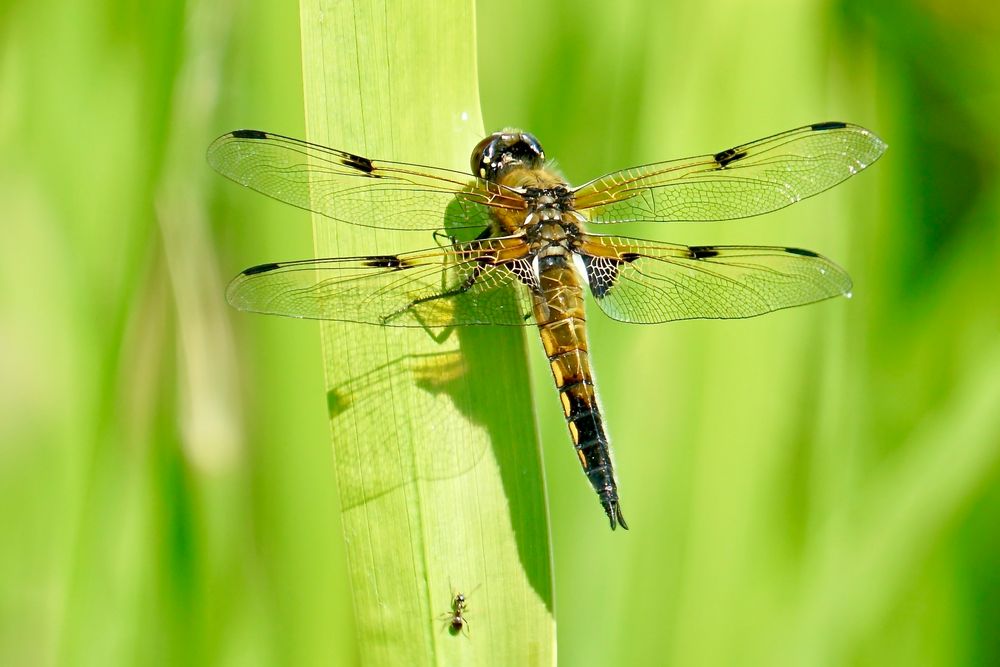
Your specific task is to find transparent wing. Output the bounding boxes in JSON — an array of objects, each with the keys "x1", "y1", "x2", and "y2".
[
  {"x1": 207, "y1": 130, "x2": 526, "y2": 232},
  {"x1": 576, "y1": 233, "x2": 852, "y2": 323},
  {"x1": 572, "y1": 122, "x2": 886, "y2": 223},
  {"x1": 227, "y1": 236, "x2": 538, "y2": 327}
]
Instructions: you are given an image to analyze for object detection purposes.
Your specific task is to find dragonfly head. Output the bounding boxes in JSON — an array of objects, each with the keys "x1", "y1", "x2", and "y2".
[{"x1": 471, "y1": 130, "x2": 545, "y2": 181}]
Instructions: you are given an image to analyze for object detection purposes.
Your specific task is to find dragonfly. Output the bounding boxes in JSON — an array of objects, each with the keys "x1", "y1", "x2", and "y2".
[{"x1": 208, "y1": 121, "x2": 886, "y2": 530}]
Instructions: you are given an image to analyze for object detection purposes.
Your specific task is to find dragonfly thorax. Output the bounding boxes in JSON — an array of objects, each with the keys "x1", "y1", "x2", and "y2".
[
  {"x1": 521, "y1": 185, "x2": 573, "y2": 210},
  {"x1": 524, "y1": 206, "x2": 580, "y2": 247},
  {"x1": 527, "y1": 210, "x2": 581, "y2": 285},
  {"x1": 534, "y1": 216, "x2": 571, "y2": 241}
]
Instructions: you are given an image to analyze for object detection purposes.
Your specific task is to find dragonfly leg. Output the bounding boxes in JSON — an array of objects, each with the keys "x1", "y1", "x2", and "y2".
[
  {"x1": 401, "y1": 265, "x2": 483, "y2": 312},
  {"x1": 380, "y1": 265, "x2": 485, "y2": 341},
  {"x1": 431, "y1": 229, "x2": 459, "y2": 248}
]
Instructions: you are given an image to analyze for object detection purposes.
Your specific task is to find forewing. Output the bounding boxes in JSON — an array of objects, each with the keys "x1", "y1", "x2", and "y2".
[
  {"x1": 227, "y1": 237, "x2": 537, "y2": 327},
  {"x1": 573, "y1": 122, "x2": 886, "y2": 223},
  {"x1": 577, "y1": 234, "x2": 852, "y2": 323},
  {"x1": 207, "y1": 130, "x2": 526, "y2": 232}
]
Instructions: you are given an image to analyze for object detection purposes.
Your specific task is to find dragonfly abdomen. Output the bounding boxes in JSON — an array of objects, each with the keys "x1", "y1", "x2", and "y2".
[{"x1": 532, "y1": 257, "x2": 627, "y2": 530}]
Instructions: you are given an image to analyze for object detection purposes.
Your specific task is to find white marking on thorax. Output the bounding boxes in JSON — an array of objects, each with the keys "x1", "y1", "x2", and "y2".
[{"x1": 572, "y1": 253, "x2": 591, "y2": 289}]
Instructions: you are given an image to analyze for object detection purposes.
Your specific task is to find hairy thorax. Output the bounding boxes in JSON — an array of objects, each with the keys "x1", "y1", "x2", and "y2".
[{"x1": 492, "y1": 167, "x2": 577, "y2": 237}]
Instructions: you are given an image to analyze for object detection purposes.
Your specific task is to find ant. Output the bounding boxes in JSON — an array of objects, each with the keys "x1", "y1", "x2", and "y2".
[{"x1": 441, "y1": 591, "x2": 471, "y2": 637}]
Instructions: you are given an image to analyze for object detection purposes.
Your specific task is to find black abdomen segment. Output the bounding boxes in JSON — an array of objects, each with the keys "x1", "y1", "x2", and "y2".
[{"x1": 558, "y1": 373, "x2": 627, "y2": 530}]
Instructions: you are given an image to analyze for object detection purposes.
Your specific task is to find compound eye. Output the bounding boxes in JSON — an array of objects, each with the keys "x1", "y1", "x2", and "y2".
[
  {"x1": 470, "y1": 135, "x2": 497, "y2": 178},
  {"x1": 522, "y1": 133, "x2": 545, "y2": 162}
]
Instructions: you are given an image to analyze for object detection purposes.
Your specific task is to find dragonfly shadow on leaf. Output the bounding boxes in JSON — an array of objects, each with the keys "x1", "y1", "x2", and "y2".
[
  {"x1": 322, "y1": 200, "x2": 550, "y2": 610},
  {"x1": 323, "y1": 347, "x2": 488, "y2": 508}
]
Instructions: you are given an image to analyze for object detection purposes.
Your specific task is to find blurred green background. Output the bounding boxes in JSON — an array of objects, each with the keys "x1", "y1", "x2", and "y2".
[{"x1": 2, "y1": 0, "x2": 998, "y2": 665}]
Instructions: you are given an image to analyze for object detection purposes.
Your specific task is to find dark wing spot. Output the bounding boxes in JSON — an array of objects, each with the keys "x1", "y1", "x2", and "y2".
[
  {"x1": 582, "y1": 255, "x2": 622, "y2": 299},
  {"x1": 713, "y1": 148, "x2": 747, "y2": 168},
  {"x1": 242, "y1": 262, "x2": 281, "y2": 275},
  {"x1": 810, "y1": 121, "x2": 847, "y2": 131},
  {"x1": 363, "y1": 255, "x2": 411, "y2": 269},
  {"x1": 690, "y1": 246, "x2": 719, "y2": 259},
  {"x1": 341, "y1": 152, "x2": 377, "y2": 175},
  {"x1": 785, "y1": 247, "x2": 819, "y2": 257},
  {"x1": 506, "y1": 259, "x2": 539, "y2": 290},
  {"x1": 620, "y1": 252, "x2": 640, "y2": 263},
  {"x1": 231, "y1": 129, "x2": 269, "y2": 140}
]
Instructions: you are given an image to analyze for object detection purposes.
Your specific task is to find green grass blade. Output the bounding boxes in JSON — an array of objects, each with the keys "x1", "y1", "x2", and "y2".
[{"x1": 298, "y1": 2, "x2": 555, "y2": 664}]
